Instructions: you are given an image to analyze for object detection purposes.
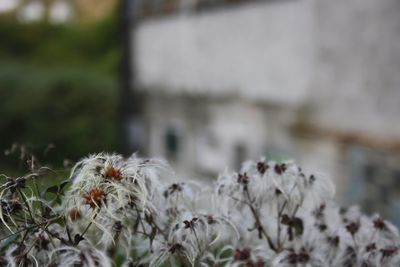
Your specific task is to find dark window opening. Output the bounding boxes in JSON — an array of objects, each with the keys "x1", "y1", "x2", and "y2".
[
  {"x1": 363, "y1": 164, "x2": 377, "y2": 184},
  {"x1": 165, "y1": 127, "x2": 180, "y2": 161},
  {"x1": 348, "y1": 146, "x2": 400, "y2": 226}
]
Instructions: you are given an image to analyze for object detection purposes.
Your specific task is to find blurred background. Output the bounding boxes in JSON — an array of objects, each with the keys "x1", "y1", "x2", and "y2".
[{"x1": 1, "y1": 0, "x2": 400, "y2": 224}]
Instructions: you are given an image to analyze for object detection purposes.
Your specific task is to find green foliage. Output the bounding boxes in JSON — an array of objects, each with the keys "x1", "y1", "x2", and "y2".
[{"x1": 0, "y1": 14, "x2": 120, "y2": 169}]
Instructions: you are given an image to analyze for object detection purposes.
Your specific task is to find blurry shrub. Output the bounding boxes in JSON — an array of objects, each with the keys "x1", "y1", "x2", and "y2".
[
  {"x1": 0, "y1": 13, "x2": 119, "y2": 169},
  {"x1": 0, "y1": 63, "x2": 117, "y2": 162}
]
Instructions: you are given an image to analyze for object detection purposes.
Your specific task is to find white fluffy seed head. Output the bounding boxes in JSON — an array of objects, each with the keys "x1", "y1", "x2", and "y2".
[{"x1": 30, "y1": 155, "x2": 397, "y2": 267}]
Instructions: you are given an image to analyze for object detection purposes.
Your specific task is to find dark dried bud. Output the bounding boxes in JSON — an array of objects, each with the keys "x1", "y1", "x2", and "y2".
[
  {"x1": 346, "y1": 222, "x2": 360, "y2": 235},
  {"x1": 380, "y1": 246, "x2": 398, "y2": 258},
  {"x1": 373, "y1": 218, "x2": 386, "y2": 230},
  {"x1": 183, "y1": 217, "x2": 198, "y2": 229},
  {"x1": 366, "y1": 243, "x2": 376, "y2": 252},
  {"x1": 297, "y1": 251, "x2": 310, "y2": 263},
  {"x1": 317, "y1": 223, "x2": 327, "y2": 232},
  {"x1": 183, "y1": 220, "x2": 190, "y2": 229},
  {"x1": 237, "y1": 173, "x2": 249, "y2": 185},
  {"x1": 234, "y1": 248, "x2": 251, "y2": 261},
  {"x1": 274, "y1": 163, "x2": 286, "y2": 175},
  {"x1": 257, "y1": 162, "x2": 268, "y2": 174},
  {"x1": 165, "y1": 183, "x2": 183, "y2": 198},
  {"x1": 327, "y1": 235, "x2": 340, "y2": 247},
  {"x1": 171, "y1": 183, "x2": 182, "y2": 192},
  {"x1": 168, "y1": 243, "x2": 183, "y2": 254}
]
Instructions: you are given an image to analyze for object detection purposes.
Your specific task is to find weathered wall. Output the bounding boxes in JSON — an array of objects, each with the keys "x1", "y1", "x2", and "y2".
[
  {"x1": 310, "y1": 0, "x2": 400, "y2": 139},
  {"x1": 133, "y1": 0, "x2": 400, "y2": 208},
  {"x1": 134, "y1": 0, "x2": 315, "y2": 106}
]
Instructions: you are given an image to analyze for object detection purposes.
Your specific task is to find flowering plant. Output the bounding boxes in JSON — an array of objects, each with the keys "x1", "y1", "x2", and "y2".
[{"x1": 0, "y1": 153, "x2": 399, "y2": 266}]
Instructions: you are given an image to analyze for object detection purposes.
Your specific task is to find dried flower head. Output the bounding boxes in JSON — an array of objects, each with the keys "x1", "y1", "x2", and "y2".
[
  {"x1": 2, "y1": 153, "x2": 400, "y2": 267},
  {"x1": 83, "y1": 187, "x2": 106, "y2": 209},
  {"x1": 104, "y1": 166, "x2": 123, "y2": 181}
]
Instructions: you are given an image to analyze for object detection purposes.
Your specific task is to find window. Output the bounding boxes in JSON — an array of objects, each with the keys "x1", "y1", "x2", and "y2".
[
  {"x1": 164, "y1": 127, "x2": 180, "y2": 161},
  {"x1": 347, "y1": 146, "x2": 400, "y2": 225}
]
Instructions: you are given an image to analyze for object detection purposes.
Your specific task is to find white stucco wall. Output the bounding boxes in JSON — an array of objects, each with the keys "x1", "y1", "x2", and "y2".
[
  {"x1": 134, "y1": 0, "x2": 315, "y2": 106},
  {"x1": 134, "y1": 0, "x2": 400, "y2": 206},
  {"x1": 310, "y1": 0, "x2": 400, "y2": 139}
]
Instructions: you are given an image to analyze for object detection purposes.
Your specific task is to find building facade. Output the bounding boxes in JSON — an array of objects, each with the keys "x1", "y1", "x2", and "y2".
[{"x1": 132, "y1": 0, "x2": 400, "y2": 223}]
